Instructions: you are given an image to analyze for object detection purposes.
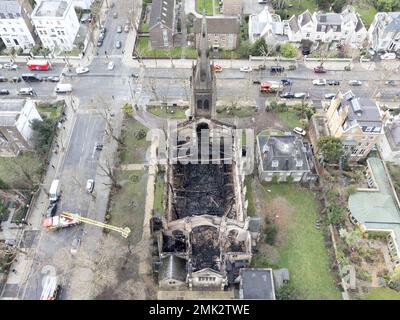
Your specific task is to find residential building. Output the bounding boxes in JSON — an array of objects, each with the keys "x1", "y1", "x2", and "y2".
[
  {"x1": 194, "y1": 15, "x2": 240, "y2": 50},
  {"x1": 34, "y1": 0, "x2": 95, "y2": 10},
  {"x1": 377, "y1": 117, "x2": 400, "y2": 164},
  {"x1": 238, "y1": 268, "x2": 276, "y2": 300},
  {"x1": 368, "y1": 12, "x2": 400, "y2": 52},
  {"x1": 222, "y1": 0, "x2": 242, "y2": 15},
  {"x1": 31, "y1": 0, "x2": 80, "y2": 51},
  {"x1": 348, "y1": 157, "x2": 400, "y2": 269},
  {"x1": 249, "y1": 6, "x2": 367, "y2": 48},
  {"x1": 256, "y1": 131, "x2": 315, "y2": 183},
  {"x1": 325, "y1": 90, "x2": 383, "y2": 161},
  {"x1": 149, "y1": 0, "x2": 176, "y2": 49},
  {"x1": 0, "y1": 0, "x2": 36, "y2": 49},
  {"x1": 0, "y1": 99, "x2": 42, "y2": 156}
]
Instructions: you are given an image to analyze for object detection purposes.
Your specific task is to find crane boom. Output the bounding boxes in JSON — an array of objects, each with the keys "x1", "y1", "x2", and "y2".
[{"x1": 61, "y1": 212, "x2": 131, "y2": 238}]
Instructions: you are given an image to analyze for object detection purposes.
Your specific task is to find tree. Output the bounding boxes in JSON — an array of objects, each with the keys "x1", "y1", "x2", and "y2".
[
  {"x1": 249, "y1": 38, "x2": 274, "y2": 57},
  {"x1": 327, "y1": 204, "x2": 345, "y2": 225},
  {"x1": 279, "y1": 43, "x2": 298, "y2": 58},
  {"x1": 332, "y1": 0, "x2": 346, "y2": 13},
  {"x1": 122, "y1": 103, "x2": 133, "y2": 117},
  {"x1": 316, "y1": 0, "x2": 331, "y2": 10},
  {"x1": 276, "y1": 284, "x2": 298, "y2": 300},
  {"x1": 375, "y1": 0, "x2": 394, "y2": 11},
  {"x1": 31, "y1": 118, "x2": 57, "y2": 156},
  {"x1": 238, "y1": 41, "x2": 252, "y2": 58},
  {"x1": 318, "y1": 136, "x2": 344, "y2": 164}
]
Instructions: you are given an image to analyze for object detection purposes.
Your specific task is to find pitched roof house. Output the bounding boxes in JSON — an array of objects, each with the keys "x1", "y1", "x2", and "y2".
[
  {"x1": 368, "y1": 12, "x2": 400, "y2": 52},
  {"x1": 149, "y1": 0, "x2": 176, "y2": 48}
]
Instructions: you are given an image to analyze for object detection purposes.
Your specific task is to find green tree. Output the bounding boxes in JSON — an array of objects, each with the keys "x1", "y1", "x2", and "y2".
[
  {"x1": 249, "y1": 38, "x2": 274, "y2": 56},
  {"x1": 332, "y1": 0, "x2": 346, "y2": 12},
  {"x1": 375, "y1": 0, "x2": 394, "y2": 11},
  {"x1": 276, "y1": 284, "x2": 298, "y2": 300},
  {"x1": 327, "y1": 204, "x2": 345, "y2": 225},
  {"x1": 318, "y1": 136, "x2": 344, "y2": 164},
  {"x1": 238, "y1": 41, "x2": 252, "y2": 58},
  {"x1": 122, "y1": 103, "x2": 133, "y2": 117},
  {"x1": 279, "y1": 43, "x2": 298, "y2": 58},
  {"x1": 30, "y1": 118, "x2": 57, "y2": 156}
]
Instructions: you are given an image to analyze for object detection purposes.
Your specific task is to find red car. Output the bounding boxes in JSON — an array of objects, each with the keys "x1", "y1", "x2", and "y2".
[{"x1": 314, "y1": 65, "x2": 326, "y2": 73}]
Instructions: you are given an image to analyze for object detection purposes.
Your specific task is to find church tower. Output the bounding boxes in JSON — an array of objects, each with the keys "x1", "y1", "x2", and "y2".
[{"x1": 191, "y1": 13, "x2": 216, "y2": 119}]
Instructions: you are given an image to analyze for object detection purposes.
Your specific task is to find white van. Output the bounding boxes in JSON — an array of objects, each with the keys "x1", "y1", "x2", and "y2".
[
  {"x1": 18, "y1": 87, "x2": 34, "y2": 96},
  {"x1": 55, "y1": 83, "x2": 72, "y2": 93},
  {"x1": 49, "y1": 179, "x2": 60, "y2": 202},
  {"x1": 380, "y1": 52, "x2": 396, "y2": 60}
]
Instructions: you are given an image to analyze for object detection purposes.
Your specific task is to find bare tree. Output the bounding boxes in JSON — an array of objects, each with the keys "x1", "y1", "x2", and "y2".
[{"x1": 99, "y1": 159, "x2": 120, "y2": 189}]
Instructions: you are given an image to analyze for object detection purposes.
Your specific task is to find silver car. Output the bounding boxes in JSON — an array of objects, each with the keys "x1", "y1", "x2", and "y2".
[
  {"x1": 115, "y1": 40, "x2": 121, "y2": 49},
  {"x1": 348, "y1": 80, "x2": 362, "y2": 86},
  {"x1": 117, "y1": 25, "x2": 122, "y2": 33}
]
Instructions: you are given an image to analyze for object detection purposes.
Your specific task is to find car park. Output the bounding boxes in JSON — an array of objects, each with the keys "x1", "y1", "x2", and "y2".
[
  {"x1": 312, "y1": 78, "x2": 327, "y2": 86},
  {"x1": 3, "y1": 63, "x2": 18, "y2": 70},
  {"x1": 280, "y1": 92, "x2": 295, "y2": 99},
  {"x1": 293, "y1": 127, "x2": 306, "y2": 136},
  {"x1": 240, "y1": 66, "x2": 252, "y2": 72},
  {"x1": 70, "y1": 238, "x2": 81, "y2": 255},
  {"x1": 0, "y1": 89, "x2": 9, "y2": 95},
  {"x1": 76, "y1": 67, "x2": 89, "y2": 74},
  {"x1": 115, "y1": 40, "x2": 122, "y2": 49},
  {"x1": 117, "y1": 25, "x2": 122, "y2": 33},
  {"x1": 348, "y1": 80, "x2": 362, "y2": 86},
  {"x1": 107, "y1": 61, "x2": 115, "y2": 70},
  {"x1": 386, "y1": 80, "x2": 396, "y2": 86},
  {"x1": 86, "y1": 179, "x2": 94, "y2": 193},
  {"x1": 324, "y1": 93, "x2": 336, "y2": 99},
  {"x1": 327, "y1": 80, "x2": 340, "y2": 85},
  {"x1": 281, "y1": 79, "x2": 292, "y2": 86}
]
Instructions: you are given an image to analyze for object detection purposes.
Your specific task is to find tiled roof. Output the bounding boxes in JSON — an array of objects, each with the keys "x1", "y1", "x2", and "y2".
[
  {"x1": 194, "y1": 16, "x2": 240, "y2": 34},
  {"x1": 149, "y1": 0, "x2": 175, "y2": 30}
]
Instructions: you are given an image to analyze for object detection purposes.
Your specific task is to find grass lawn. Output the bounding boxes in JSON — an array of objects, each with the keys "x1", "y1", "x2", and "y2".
[
  {"x1": 276, "y1": 111, "x2": 301, "y2": 128},
  {"x1": 259, "y1": 128, "x2": 284, "y2": 136},
  {"x1": 137, "y1": 37, "x2": 197, "y2": 59},
  {"x1": 362, "y1": 287, "x2": 400, "y2": 300},
  {"x1": 153, "y1": 172, "x2": 165, "y2": 214},
  {"x1": 109, "y1": 170, "x2": 147, "y2": 243},
  {"x1": 244, "y1": 176, "x2": 256, "y2": 216},
  {"x1": 37, "y1": 101, "x2": 64, "y2": 119},
  {"x1": 140, "y1": 22, "x2": 149, "y2": 33},
  {"x1": 119, "y1": 118, "x2": 150, "y2": 165},
  {"x1": 63, "y1": 47, "x2": 81, "y2": 56},
  {"x1": 354, "y1": 5, "x2": 377, "y2": 27},
  {"x1": 148, "y1": 106, "x2": 187, "y2": 119},
  {"x1": 216, "y1": 107, "x2": 256, "y2": 118},
  {"x1": 196, "y1": 0, "x2": 214, "y2": 15},
  {"x1": 286, "y1": 0, "x2": 317, "y2": 17},
  {"x1": 254, "y1": 183, "x2": 341, "y2": 300}
]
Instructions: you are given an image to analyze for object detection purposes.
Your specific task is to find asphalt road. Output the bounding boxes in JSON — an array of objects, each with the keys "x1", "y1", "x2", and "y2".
[{"x1": 22, "y1": 112, "x2": 105, "y2": 300}]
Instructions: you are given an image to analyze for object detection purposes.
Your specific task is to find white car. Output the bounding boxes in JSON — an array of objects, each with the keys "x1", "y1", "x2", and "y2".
[
  {"x1": 3, "y1": 63, "x2": 18, "y2": 70},
  {"x1": 86, "y1": 179, "x2": 94, "y2": 193},
  {"x1": 0, "y1": 64, "x2": 2, "y2": 69},
  {"x1": 312, "y1": 78, "x2": 326, "y2": 86},
  {"x1": 348, "y1": 80, "x2": 362, "y2": 86},
  {"x1": 380, "y1": 52, "x2": 396, "y2": 60},
  {"x1": 70, "y1": 238, "x2": 81, "y2": 255},
  {"x1": 294, "y1": 92, "x2": 308, "y2": 99},
  {"x1": 324, "y1": 93, "x2": 336, "y2": 99},
  {"x1": 240, "y1": 66, "x2": 252, "y2": 72},
  {"x1": 293, "y1": 127, "x2": 306, "y2": 136},
  {"x1": 107, "y1": 61, "x2": 115, "y2": 70},
  {"x1": 76, "y1": 67, "x2": 89, "y2": 74}
]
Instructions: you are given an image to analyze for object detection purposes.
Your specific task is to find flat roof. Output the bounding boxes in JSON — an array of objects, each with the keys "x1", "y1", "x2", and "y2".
[
  {"x1": 240, "y1": 268, "x2": 275, "y2": 300},
  {"x1": 33, "y1": 0, "x2": 69, "y2": 18}
]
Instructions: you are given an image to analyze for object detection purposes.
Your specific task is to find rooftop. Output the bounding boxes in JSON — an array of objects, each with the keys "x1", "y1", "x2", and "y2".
[
  {"x1": 257, "y1": 134, "x2": 311, "y2": 172},
  {"x1": 385, "y1": 120, "x2": 400, "y2": 151},
  {"x1": 33, "y1": 0, "x2": 69, "y2": 18},
  {"x1": 149, "y1": 0, "x2": 175, "y2": 30},
  {"x1": 348, "y1": 157, "x2": 400, "y2": 253},
  {"x1": 194, "y1": 16, "x2": 240, "y2": 34},
  {"x1": 0, "y1": 0, "x2": 21, "y2": 18},
  {"x1": 240, "y1": 268, "x2": 276, "y2": 300}
]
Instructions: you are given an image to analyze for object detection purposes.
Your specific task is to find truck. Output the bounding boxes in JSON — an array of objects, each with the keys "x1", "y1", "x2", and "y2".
[
  {"x1": 260, "y1": 81, "x2": 282, "y2": 93},
  {"x1": 55, "y1": 83, "x2": 72, "y2": 93},
  {"x1": 27, "y1": 59, "x2": 51, "y2": 71},
  {"x1": 49, "y1": 179, "x2": 60, "y2": 203},
  {"x1": 42, "y1": 214, "x2": 81, "y2": 230},
  {"x1": 40, "y1": 275, "x2": 60, "y2": 300}
]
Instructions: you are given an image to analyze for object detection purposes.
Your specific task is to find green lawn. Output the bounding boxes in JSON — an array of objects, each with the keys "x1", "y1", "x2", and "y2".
[
  {"x1": 37, "y1": 101, "x2": 64, "y2": 119},
  {"x1": 244, "y1": 176, "x2": 256, "y2": 216},
  {"x1": 362, "y1": 287, "x2": 400, "y2": 300},
  {"x1": 63, "y1": 47, "x2": 81, "y2": 56},
  {"x1": 153, "y1": 172, "x2": 165, "y2": 214},
  {"x1": 286, "y1": 0, "x2": 317, "y2": 17},
  {"x1": 354, "y1": 5, "x2": 377, "y2": 27},
  {"x1": 137, "y1": 37, "x2": 197, "y2": 58},
  {"x1": 148, "y1": 106, "x2": 187, "y2": 119},
  {"x1": 254, "y1": 184, "x2": 341, "y2": 300},
  {"x1": 276, "y1": 111, "x2": 302, "y2": 128},
  {"x1": 119, "y1": 119, "x2": 150, "y2": 165},
  {"x1": 140, "y1": 22, "x2": 149, "y2": 33},
  {"x1": 196, "y1": 0, "x2": 214, "y2": 15},
  {"x1": 216, "y1": 107, "x2": 256, "y2": 118}
]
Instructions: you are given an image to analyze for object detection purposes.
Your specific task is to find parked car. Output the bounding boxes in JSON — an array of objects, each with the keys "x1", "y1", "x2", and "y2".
[
  {"x1": 3, "y1": 63, "x2": 18, "y2": 70},
  {"x1": 367, "y1": 48, "x2": 376, "y2": 56},
  {"x1": 386, "y1": 80, "x2": 396, "y2": 86},
  {"x1": 324, "y1": 93, "x2": 336, "y2": 99},
  {"x1": 293, "y1": 127, "x2": 306, "y2": 136},
  {"x1": 302, "y1": 47, "x2": 311, "y2": 55},
  {"x1": 294, "y1": 92, "x2": 308, "y2": 99},
  {"x1": 380, "y1": 52, "x2": 396, "y2": 60},
  {"x1": 314, "y1": 65, "x2": 326, "y2": 73},
  {"x1": 240, "y1": 66, "x2": 252, "y2": 72},
  {"x1": 95, "y1": 143, "x2": 103, "y2": 151},
  {"x1": 348, "y1": 80, "x2": 362, "y2": 86},
  {"x1": 113, "y1": 12, "x2": 118, "y2": 18},
  {"x1": 0, "y1": 76, "x2": 7, "y2": 82},
  {"x1": 11, "y1": 76, "x2": 21, "y2": 83},
  {"x1": 46, "y1": 76, "x2": 60, "y2": 82},
  {"x1": 70, "y1": 238, "x2": 81, "y2": 255},
  {"x1": 280, "y1": 92, "x2": 295, "y2": 99},
  {"x1": 18, "y1": 87, "x2": 34, "y2": 96},
  {"x1": 98, "y1": 33, "x2": 105, "y2": 41},
  {"x1": 270, "y1": 65, "x2": 284, "y2": 73},
  {"x1": 76, "y1": 67, "x2": 89, "y2": 74},
  {"x1": 327, "y1": 80, "x2": 340, "y2": 85},
  {"x1": 117, "y1": 25, "x2": 122, "y2": 33},
  {"x1": 115, "y1": 40, "x2": 122, "y2": 49},
  {"x1": 97, "y1": 39, "x2": 103, "y2": 47},
  {"x1": 124, "y1": 24, "x2": 129, "y2": 32},
  {"x1": 252, "y1": 80, "x2": 261, "y2": 85},
  {"x1": 86, "y1": 179, "x2": 94, "y2": 193},
  {"x1": 281, "y1": 79, "x2": 293, "y2": 86},
  {"x1": 107, "y1": 61, "x2": 115, "y2": 70},
  {"x1": 312, "y1": 78, "x2": 327, "y2": 86},
  {"x1": 213, "y1": 64, "x2": 222, "y2": 72},
  {"x1": 100, "y1": 26, "x2": 107, "y2": 34},
  {"x1": 46, "y1": 202, "x2": 57, "y2": 217},
  {"x1": 0, "y1": 89, "x2": 9, "y2": 95}
]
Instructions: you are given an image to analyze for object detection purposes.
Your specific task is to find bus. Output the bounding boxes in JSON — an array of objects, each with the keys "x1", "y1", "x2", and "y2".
[
  {"x1": 40, "y1": 276, "x2": 60, "y2": 300},
  {"x1": 27, "y1": 59, "x2": 51, "y2": 71}
]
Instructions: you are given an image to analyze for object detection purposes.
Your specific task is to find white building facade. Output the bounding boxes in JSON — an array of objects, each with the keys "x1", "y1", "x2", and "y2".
[
  {"x1": 368, "y1": 12, "x2": 400, "y2": 52},
  {"x1": 0, "y1": 0, "x2": 36, "y2": 49},
  {"x1": 31, "y1": 0, "x2": 79, "y2": 51},
  {"x1": 377, "y1": 118, "x2": 400, "y2": 164},
  {"x1": 35, "y1": 0, "x2": 95, "y2": 10}
]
